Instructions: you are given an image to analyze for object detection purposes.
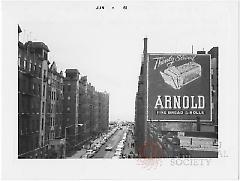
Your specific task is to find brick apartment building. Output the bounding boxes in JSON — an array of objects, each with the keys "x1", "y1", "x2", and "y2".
[
  {"x1": 18, "y1": 25, "x2": 50, "y2": 158},
  {"x1": 46, "y1": 62, "x2": 65, "y2": 158},
  {"x1": 63, "y1": 70, "x2": 110, "y2": 154},
  {"x1": 63, "y1": 69, "x2": 81, "y2": 153},
  {"x1": 18, "y1": 25, "x2": 109, "y2": 158}
]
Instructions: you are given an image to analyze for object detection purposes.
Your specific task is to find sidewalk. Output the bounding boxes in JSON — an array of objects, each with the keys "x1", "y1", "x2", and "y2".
[
  {"x1": 123, "y1": 130, "x2": 135, "y2": 158},
  {"x1": 66, "y1": 148, "x2": 86, "y2": 159}
]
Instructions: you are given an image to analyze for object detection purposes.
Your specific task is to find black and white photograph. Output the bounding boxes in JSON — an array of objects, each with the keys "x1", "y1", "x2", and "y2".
[{"x1": 1, "y1": 0, "x2": 239, "y2": 180}]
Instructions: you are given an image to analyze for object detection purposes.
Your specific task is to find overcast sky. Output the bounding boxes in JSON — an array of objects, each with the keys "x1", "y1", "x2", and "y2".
[{"x1": 3, "y1": 1, "x2": 236, "y2": 122}]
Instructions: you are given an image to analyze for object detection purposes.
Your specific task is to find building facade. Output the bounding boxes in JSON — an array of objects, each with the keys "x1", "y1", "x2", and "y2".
[
  {"x1": 18, "y1": 27, "x2": 51, "y2": 158},
  {"x1": 62, "y1": 70, "x2": 110, "y2": 155},
  {"x1": 63, "y1": 69, "x2": 80, "y2": 153},
  {"x1": 46, "y1": 62, "x2": 65, "y2": 158},
  {"x1": 18, "y1": 25, "x2": 110, "y2": 158}
]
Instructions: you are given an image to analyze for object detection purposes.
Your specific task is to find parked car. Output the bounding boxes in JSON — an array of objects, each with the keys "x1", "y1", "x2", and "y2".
[
  {"x1": 114, "y1": 151, "x2": 122, "y2": 157},
  {"x1": 81, "y1": 154, "x2": 89, "y2": 159},
  {"x1": 86, "y1": 149, "x2": 95, "y2": 158},
  {"x1": 112, "y1": 155, "x2": 120, "y2": 159},
  {"x1": 105, "y1": 145, "x2": 113, "y2": 151},
  {"x1": 100, "y1": 140, "x2": 106, "y2": 145},
  {"x1": 115, "y1": 148, "x2": 123, "y2": 152}
]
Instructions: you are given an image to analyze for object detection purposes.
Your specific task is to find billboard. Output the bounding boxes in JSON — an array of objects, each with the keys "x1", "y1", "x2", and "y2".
[{"x1": 147, "y1": 53, "x2": 211, "y2": 121}]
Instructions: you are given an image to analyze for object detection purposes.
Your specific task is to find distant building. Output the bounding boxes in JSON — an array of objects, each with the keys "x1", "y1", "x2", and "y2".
[
  {"x1": 98, "y1": 91, "x2": 110, "y2": 132},
  {"x1": 63, "y1": 70, "x2": 110, "y2": 154},
  {"x1": 78, "y1": 76, "x2": 89, "y2": 142},
  {"x1": 63, "y1": 69, "x2": 80, "y2": 153}
]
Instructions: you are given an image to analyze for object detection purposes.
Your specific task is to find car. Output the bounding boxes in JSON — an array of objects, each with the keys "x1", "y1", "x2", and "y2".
[
  {"x1": 114, "y1": 151, "x2": 122, "y2": 157},
  {"x1": 96, "y1": 144, "x2": 102, "y2": 150},
  {"x1": 105, "y1": 145, "x2": 113, "y2": 151},
  {"x1": 92, "y1": 146, "x2": 98, "y2": 152},
  {"x1": 117, "y1": 145, "x2": 124, "y2": 150},
  {"x1": 118, "y1": 143, "x2": 124, "y2": 148},
  {"x1": 115, "y1": 148, "x2": 123, "y2": 152},
  {"x1": 81, "y1": 154, "x2": 89, "y2": 159},
  {"x1": 86, "y1": 149, "x2": 95, "y2": 158},
  {"x1": 100, "y1": 140, "x2": 106, "y2": 145},
  {"x1": 112, "y1": 155, "x2": 120, "y2": 159}
]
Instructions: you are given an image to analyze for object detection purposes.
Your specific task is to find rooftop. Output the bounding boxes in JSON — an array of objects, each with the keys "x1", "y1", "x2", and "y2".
[{"x1": 26, "y1": 41, "x2": 50, "y2": 52}]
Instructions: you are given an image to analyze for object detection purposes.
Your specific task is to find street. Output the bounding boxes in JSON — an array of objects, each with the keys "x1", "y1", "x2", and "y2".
[{"x1": 93, "y1": 127, "x2": 127, "y2": 158}]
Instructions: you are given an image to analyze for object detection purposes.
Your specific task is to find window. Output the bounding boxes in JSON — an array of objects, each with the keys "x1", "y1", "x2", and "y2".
[
  {"x1": 31, "y1": 102, "x2": 34, "y2": 110},
  {"x1": 210, "y1": 68, "x2": 213, "y2": 75},
  {"x1": 42, "y1": 85, "x2": 45, "y2": 97},
  {"x1": 41, "y1": 118, "x2": 44, "y2": 130},
  {"x1": 68, "y1": 84, "x2": 71, "y2": 92},
  {"x1": 67, "y1": 107, "x2": 70, "y2": 112},
  {"x1": 38, "y1": 84, "x2": 41, "y2": 95},
  {"x1": 39, "y1": 65, "x2": 42, "y2": 78},
  {"x1": 41, "y1": 136, "x2": 44, "y2": 146},
  {"x1": 44, "y1": 52, "x2": 47, "y2": 60},
  {"x1": 42, "y1": 102, "x2": 45, "y2": 113},
  {"x1": 18, "y1": 57, "x2": 21, "y2": 67},
  {"x1": 29, "y1": 60, "x2": 32, "y2": 71},
  {"x1": 43, "y1": 70, "x2": 46, "y2": 79},
  {"x1": 23, "y1": 60, "x2": 26, "y2": 69},
  {"x1": 32, "y1": 83, "x2": 35, "y2": 90},
  {"x1": 67, "y1": 96, "x2": 71, "y2": 100},
  {"x1": 34, "y1": 63, "x2": 37, "y2": 71}
]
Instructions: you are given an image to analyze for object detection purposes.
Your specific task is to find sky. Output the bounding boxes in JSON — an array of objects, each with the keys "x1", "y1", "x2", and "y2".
[{"x1": 3, "y1": 0, "x2": 237, "y2": 122}]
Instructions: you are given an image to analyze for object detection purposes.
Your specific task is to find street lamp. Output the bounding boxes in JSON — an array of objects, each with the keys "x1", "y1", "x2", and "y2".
[{"x1": 64, "y1": 123, "x2": 83, "y2": 158}]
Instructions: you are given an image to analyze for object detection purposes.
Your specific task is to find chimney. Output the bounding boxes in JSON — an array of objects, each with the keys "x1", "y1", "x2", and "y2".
[
  {"x1": 143, "y1": 37, "x2": 147, "y2": 55},
  {"x1": 197, "y1": 50, "x2": 206, "y2": 54}
]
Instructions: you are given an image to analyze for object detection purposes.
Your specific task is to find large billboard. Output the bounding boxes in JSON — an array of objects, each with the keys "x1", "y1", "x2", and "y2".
[{"x1": 147, "y1": 53, "x2": 211, "y2": 121}]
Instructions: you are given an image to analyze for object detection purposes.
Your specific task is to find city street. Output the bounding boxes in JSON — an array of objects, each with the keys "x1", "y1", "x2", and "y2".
[{"x1": 93, "y1": 127, "x2": 127, "y2": 158}]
